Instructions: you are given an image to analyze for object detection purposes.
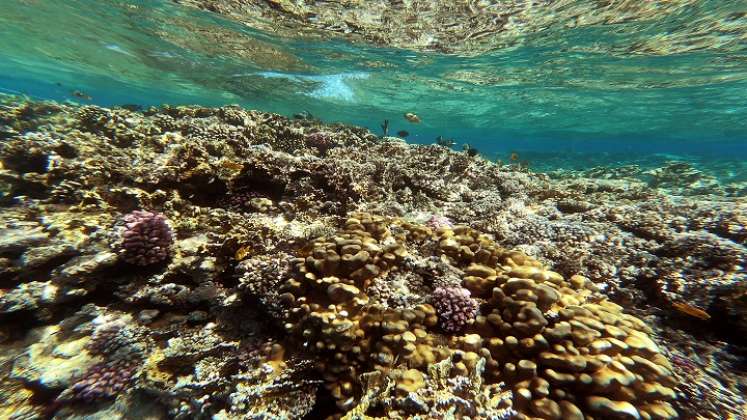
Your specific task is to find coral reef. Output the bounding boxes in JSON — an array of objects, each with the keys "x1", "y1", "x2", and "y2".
[
  {"x1": 280, "y1": 214, "x2": 678, "y2": 418},
  {"x1": 0, "y1": 96, "x2": 744, "y2": 418},
  {"x1": 349, "y1": 354, "x2": 517, "y2": 419},
  {"x1": 551, "y1": 161, "x2": 747, "y2": 197}
]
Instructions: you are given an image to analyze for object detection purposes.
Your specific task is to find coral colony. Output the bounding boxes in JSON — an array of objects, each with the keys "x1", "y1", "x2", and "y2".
[
  {"x1": 120, "y1": 210, "x2": 173, "y2": 266},
  {"x1": 432, "y1": 286, "x2": 479, "y2": 333},
  {"x1": 0, "y1": 99, "x2": 744, "y2": 418}
]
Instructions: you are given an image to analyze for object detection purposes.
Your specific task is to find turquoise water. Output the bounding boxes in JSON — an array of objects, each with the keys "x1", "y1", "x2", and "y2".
[
  {"x1": 2, "y1": 2, "x2": 747, "y2": 418},
  {"x1": 2, "y1": 0, "x2": 746, "y2": 161}
]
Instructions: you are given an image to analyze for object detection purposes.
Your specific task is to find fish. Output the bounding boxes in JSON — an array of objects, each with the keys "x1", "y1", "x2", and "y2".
[
  {"x1": 381, "y1": 119, "x2": 389, "y2": 136},
  {"x1": 234, "y1": 245, "x2": 252, "y2": 261},
  {"x1": 436, "y1": 136, "x2": 455, "y2": 147},
  {"x1": 672, "y1": 302, "x2": 711, "y2": 320},
  {"x1": 221, "y1": 160, "x2": 244, "y2": 171},
  {"x1": 404, "y1": 112, "x2": 421, "y2": 123},
  {"x1": 397, "y1": 130, "x2": 409, "y2": 137},
  {"x1": 120, "y1": 104, "x2": 143, "y2": 112},
  {"x1": 510, "y1": 152, "x2": 519, "y2": 161},
  {"x1": 463, "y1": 144, "x2": 479, "y2": 157},
  {"x1": 71, "y1": 90, "x2": 92, "y2": 101}
]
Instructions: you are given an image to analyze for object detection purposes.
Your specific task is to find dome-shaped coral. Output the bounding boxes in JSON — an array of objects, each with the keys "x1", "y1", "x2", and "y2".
[{"x1": 119, "y1": 210, "x2": 173, "y2": 266}]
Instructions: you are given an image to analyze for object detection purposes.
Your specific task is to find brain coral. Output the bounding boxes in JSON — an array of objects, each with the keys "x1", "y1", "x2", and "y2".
[{"x1": 279, "y1": 214, "x2": 678, "y2": 419}]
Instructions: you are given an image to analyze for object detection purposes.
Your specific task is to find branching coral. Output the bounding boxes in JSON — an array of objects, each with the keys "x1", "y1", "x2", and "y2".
[
  {"x1": 119, "y1": 210, "x2": 174, "y2": 265},
  {"x1": 57, "y1": 315, "x2": 145, "y2": 403},
  {"x1": 432, "y1": 286, "x2": 479, "y2": 333}
]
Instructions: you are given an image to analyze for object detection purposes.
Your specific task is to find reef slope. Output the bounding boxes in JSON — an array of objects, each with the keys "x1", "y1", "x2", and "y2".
[{"x1": 0, "y1": 97, "x2": 744, "y2": 419}]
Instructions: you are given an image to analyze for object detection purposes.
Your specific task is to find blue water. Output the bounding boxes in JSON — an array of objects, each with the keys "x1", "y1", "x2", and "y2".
[
  {"x1": 1, "y1": 2, "x2": 747, "y2": 418},
  {"x1": 1, "y1": 0, "x2": 746, "y2": 165}
]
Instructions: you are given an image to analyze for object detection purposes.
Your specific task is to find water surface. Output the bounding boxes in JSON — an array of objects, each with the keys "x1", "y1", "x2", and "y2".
[{"x1": 1, "y1": 0, "x2": 746, "y2": 165}]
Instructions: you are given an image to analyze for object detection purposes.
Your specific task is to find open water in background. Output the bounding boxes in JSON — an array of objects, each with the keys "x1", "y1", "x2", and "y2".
[{"x1": 1, "y1": 0, "x2": 746, "y2": 173}]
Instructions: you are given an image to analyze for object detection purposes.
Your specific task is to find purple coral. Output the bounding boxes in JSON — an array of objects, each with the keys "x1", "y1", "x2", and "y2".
[
  {"x1": 305, "y1": 131, "x2": 337, "y2": 154},
  {"x1": 69, "y1": 360, "x2": 139, "y2": 402},
  {"x1": 87, "y1": 319, "x2": 133, "y2": 356},
  {"x1": 120, "y1": 210, "x2": 173, "y2": 266},
  {"x1": 426, "y1": 214, "x2": 453, "y2": 230},
  {"x1": 432, "y1": 286, "x2": 478, "y2": 333},
  {"x1": 58, "y1": 319, "x2": 143, "y2": 404}
]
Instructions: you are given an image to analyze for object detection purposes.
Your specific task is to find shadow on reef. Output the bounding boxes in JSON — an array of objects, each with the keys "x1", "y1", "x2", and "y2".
[{"x1": 0, "y1": 96, "x2": 744, "y2": 418}]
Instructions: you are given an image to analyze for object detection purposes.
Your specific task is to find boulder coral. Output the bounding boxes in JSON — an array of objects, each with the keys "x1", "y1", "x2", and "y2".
[{"x1": 279, "y1": 213, "x2": 678, "y2": 419}]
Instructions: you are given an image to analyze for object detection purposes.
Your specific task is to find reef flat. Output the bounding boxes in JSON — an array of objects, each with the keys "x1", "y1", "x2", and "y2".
[{"x1": 0, "y1": 96, "x2": 744, "y2": 419}]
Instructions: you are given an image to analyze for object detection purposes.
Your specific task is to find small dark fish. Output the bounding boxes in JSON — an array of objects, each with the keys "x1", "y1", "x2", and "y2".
[
  {"x1": 120, "y1": 104, "x2": 143, "y2": 112},
  {"x1": 463, "y1": 144, "x2": 479, "y2": 157},
  {"x1": 71, "y1": 90, "x2": 92, "y2": 100},
  {"x1": 381, "y1": 119, "x2": 389, "y2": 136},
  {"x1": 510, "y1": 152, "x2": 519, "y2": 161},
  {"x1": 397, "y1": 130, "x2": 409, "y2": 138},
  {"x1": 436, "y1": 136, "x2": 456, "y2": 148}
]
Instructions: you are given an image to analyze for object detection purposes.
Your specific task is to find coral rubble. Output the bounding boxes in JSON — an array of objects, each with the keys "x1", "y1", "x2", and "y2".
[{"x1": 0, "y1": 96, "x2": 744, "y2": 418}]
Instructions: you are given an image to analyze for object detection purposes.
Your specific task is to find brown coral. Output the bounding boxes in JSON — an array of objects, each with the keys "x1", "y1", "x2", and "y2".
[{"x1": 279, "y1": 214, "x2": 678, "y2": 418}]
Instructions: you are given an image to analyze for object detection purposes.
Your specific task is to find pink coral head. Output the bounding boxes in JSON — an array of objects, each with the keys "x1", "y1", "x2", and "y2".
[
  {"x1": 119, "y1": 210, "x2": 173, "y2": 266},
  {"x1": 305, "y1": 132, "x2": 337, "y2": 153},
  {"x1": 426, "y1": 215, "x2": 453, "y2": 230},
  {"x1": 432, "y1": 286, "x2": 478, "y2": 333}
]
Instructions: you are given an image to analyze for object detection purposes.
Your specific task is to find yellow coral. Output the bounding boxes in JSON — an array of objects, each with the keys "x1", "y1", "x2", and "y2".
[{"x1": 280, "y1": 214, "x2": 678, "y2": 419}]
